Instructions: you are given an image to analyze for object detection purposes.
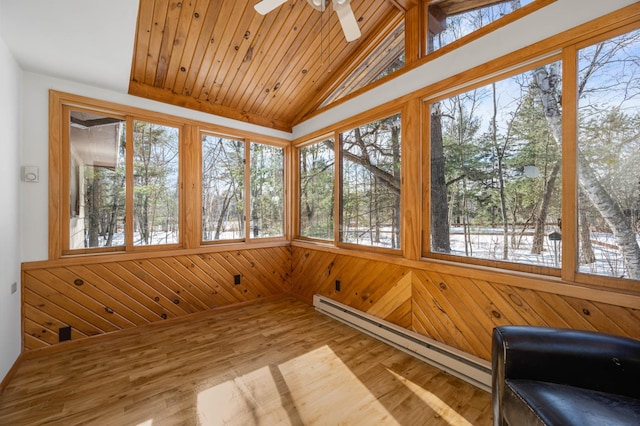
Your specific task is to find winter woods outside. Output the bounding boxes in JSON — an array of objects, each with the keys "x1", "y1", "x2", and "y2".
[
  {"x1": 68, "y1": 1, "x2": 640, "y2": 282},
  {"x1": 429, "y1": 26, "x2": 640, "y2": 280}
]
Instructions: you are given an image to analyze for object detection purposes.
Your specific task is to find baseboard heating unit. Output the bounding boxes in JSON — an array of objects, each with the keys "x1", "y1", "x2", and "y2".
[{"x1": 313, "y1": 295, "x2": 492, "y2": 392}]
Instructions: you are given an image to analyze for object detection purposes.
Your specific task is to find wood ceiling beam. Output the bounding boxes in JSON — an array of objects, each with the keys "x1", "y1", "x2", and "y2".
[
  {"x1": 387, "y1": 0, "x2": 420, "y2": 12},
  {"x1": 129, "y1": 81, "x2": 292, "y2": 132}
]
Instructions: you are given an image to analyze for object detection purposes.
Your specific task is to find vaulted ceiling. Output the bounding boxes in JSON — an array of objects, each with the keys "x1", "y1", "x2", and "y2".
[
  {"x1": 129, "y1": 0, "x2": 408, "y2": 131},
  {"x1": 128, "y1": 0, "x2": 515, "y2": 132}
]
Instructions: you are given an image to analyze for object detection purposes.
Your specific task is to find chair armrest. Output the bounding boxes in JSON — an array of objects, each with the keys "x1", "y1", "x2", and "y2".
[{"x1": 492, "y1": 326, "x2": 640, "y2": 425}]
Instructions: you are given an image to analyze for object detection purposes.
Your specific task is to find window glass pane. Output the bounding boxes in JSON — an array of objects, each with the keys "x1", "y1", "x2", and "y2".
[
  {"x1": 427, "y1": 0, "x2": 534, "y2": 53},
  {"x1": 133, "y1": 120, "x2": 180, "y2": 246},
  {"x1": 299, "y1": 140, "x2": 334, "y2": 240},
  {"x1": 577, "y1": 29, "x2": 640, "y2": 279},
  {"x1": 341, "y1": 113, "x2": 401, "y2": 249},
  {"x1": 430, "y1": 61, "x2": 562, "y2": 268},
  {"x1": 250, "y1": 143, "x2": 284, "y2": 238},
  {"x1": 321, "y1": 20, "x2": 405, "y2": 108},
  {"x1": 202, "y1": 134, "x2": 245, "y2": 242},
  {"x1": 69, "y1": 111, "x2": 126, "y2": 249}
]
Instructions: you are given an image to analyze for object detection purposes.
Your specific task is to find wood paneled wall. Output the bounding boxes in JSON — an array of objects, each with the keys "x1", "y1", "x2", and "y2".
[
  {"x1": 22, "y1": 246, "x2": 291, "y2": 351},
  {"x1": 21, "y1": 243, "x2": 639, "y2": 360},
  {"x1": 291, "y1": 246, "x2": 640, "y2": 361}
]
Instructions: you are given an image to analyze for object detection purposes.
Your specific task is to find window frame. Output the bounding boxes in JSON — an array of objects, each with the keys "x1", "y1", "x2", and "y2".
[
  {"x1": 49, "y1": 92, "x2": 290, "y2": 260},
  {"x1": 59, "y1": 104, "x2": 185, "y2": 256},
  {"x1": 295, "y1": 135, "x2": 337, "y2": 243},
  {"x1": 420, "y1": 20, "x2": 640, "y2": 293},
  {"x1": 422, "y1": 54, "x2": 563, "y2": 278}
]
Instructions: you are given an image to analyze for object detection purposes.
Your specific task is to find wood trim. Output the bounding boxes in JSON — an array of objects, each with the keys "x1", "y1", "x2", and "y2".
[
  {"x1": 183, "y1": 124, "x2": 199, "y2": 249},
  {"x1": 404, "y1": 3, "x2": 423, "y2": 65},
  {"x1": 48, "y1": 91, "x2": 63, "y2": 260},
  {"x1": 128, "y1": 81, "x2": 293, "y2": 132},
  {"x1": 401, "y1": 99, "x2": 421, "y2": 260},
  {"x1": 562, "y1": 45, "x2": 578, "y2": 283},
  {"x1": 421, "y1": 99, "x2": 431, "y2": 256}
]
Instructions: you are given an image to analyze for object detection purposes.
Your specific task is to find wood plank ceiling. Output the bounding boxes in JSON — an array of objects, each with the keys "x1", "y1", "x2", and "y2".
[
  {"x1": 129, "y1": 0, "x2": 515, "y2": 132},
  {"x1": 130, "y1": 0, "x2": 404, "y2": 131}
]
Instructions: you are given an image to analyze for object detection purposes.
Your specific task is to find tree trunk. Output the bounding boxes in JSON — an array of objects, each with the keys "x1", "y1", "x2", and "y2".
[
  {"x1": 578, "y1": 189, "x2": 596, "y2": 265},
  {"x1": 534, "y1": 64, "x2": 640, "y2": 279},
  {"x1": 491, "y1": 82, "x2": 509, "y2": 261},
  {"x1": 430, "y1": 105, "x2": 451, "y2": 253},
  {"x1": 531, "y1": 160, "x2": 561, "y2": 254}
]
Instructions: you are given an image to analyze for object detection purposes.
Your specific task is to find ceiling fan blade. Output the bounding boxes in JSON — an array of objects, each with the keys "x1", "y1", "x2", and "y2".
[
  {"x1": 254, "y1": 0, "x2": 288, "y2": 15},
  {"x1": 333, "y1": 0, "x2": 361, "y2": 42}
]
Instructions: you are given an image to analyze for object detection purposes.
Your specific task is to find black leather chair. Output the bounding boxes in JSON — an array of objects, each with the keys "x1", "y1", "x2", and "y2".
[{"x1": 492, "y1": 326, "x2": 640, "y2": 425}]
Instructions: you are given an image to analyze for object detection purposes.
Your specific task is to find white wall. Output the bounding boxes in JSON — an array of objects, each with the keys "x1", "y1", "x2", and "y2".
[{"x1": 0, "y1": 16, "x2": 22, "y2": 382}]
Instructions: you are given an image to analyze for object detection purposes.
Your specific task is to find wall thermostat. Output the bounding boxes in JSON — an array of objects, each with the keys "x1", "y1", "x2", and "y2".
[{"x1": 22, "y1": 166, "x2": 39, "y2": 183}]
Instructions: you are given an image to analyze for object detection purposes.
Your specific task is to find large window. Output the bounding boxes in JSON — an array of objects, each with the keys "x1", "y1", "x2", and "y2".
[
  {"x1": 427, "y1": 61, "x2": 562, "y2": 271},
  {"x1": 299, "y1": 139, "x2": 335, "y2": 240},
  {"x1": 67, "y1": 111, "x2": 181, "y2": 252},
  {"x1": 577, "y1": 28, "x2": 640, "y2": 280},
  {"x1": 340, "y1": 113, "x2": 402, "y2": 250},
  {"x1": 53, "y1": 93, "x2": 288, "y2": 258},
  {"x1": 201, "y1": 134, "x2": 245, "y2": 242}
]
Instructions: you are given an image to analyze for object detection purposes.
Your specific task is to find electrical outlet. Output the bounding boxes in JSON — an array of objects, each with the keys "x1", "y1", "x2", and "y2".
[
  {"x1": 234, "y1": 274, "x2": 241, "y2": 285},
  {"x1": 335, "y1": 280, "x2": 341, "y2": 292},
  {"x1": 59, "y1": 326, "x2": 72, "y2": 342},
  {"x1": 10, "y1": 282, "x2": 17, "y2": 294}
]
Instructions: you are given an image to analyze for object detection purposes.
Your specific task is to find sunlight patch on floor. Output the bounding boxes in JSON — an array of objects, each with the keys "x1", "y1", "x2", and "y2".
[
  {"x1": 386, "y1": 368, "x2": 474, "y2": 426},
  {"x1": 197, "y1": 365, "x2": 289, "y2": 425},
  {"x1": 197, "y1": 345, "x2": 396, "y2": 425},
  {"x1": 277, "y1": 344, "x2": 396, "y2": 424}
]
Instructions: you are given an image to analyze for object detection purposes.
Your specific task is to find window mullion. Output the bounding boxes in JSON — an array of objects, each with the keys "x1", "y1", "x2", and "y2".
[
  {"x1": 561, "y1": 45, "x2": 578, "y2": 283},
  {"x1": 125, "y1": 116, "x2": 134, "y2": 250}
]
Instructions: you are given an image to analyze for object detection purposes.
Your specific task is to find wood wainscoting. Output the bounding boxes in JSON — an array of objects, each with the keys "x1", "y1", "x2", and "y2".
[
  {"x1": 291, "y1": 245, "x2": 640, "y2": 361},
  {"x1": 21, "y1": 245, "x2": 291, "y2": 352}
]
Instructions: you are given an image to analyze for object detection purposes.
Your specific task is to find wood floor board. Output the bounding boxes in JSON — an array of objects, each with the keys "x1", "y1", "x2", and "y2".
[{"x1": 1, "y1": 298, "x2": 491, "y2": 425}]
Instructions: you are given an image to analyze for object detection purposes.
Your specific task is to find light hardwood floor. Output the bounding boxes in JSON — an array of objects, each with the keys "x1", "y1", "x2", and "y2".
[{"x1": 0, "y1": 297, "x2": 492, "y2": 425}]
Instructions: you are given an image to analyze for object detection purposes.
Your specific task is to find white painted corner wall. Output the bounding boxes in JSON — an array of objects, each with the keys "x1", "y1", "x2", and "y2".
[{"x1": 0, "y1": 10, "x2": 22, "y2": 383}]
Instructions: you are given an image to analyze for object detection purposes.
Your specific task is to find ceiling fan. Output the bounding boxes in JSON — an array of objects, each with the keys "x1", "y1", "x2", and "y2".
[{"x1": 254, "y1": 0, "x2": 361, "y2": 42}]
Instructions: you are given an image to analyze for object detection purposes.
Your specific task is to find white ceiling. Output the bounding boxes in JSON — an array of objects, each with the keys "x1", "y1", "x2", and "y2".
[{"x1": 0, "y1": 0, "x2": 138, "y2": 93}]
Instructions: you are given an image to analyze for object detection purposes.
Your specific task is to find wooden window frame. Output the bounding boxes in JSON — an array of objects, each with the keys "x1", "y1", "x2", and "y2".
[
  {"x1": 420, "y1": 17, "x2": 640, "y2": 293},
  {"x1": 49, "y1": 92, "x2": 290, "y2": 260},
  {"x1": 294, "y1": 135, "x2": 337, "y2": 244}
]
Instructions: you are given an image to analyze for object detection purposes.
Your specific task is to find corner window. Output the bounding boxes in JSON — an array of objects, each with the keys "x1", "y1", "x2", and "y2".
[
  {"x1": 299, "y1": 139, "x2": 335, "y2": 240},
  {"x1": 340, "y1": 113, "x2": 402, "y2": 250},
  {"x1": 68, "y1": 110, "x2": 126, "y2": 250},
  {"x1": 66, "y1": 111, "x2": 181, "y2": 253}
]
